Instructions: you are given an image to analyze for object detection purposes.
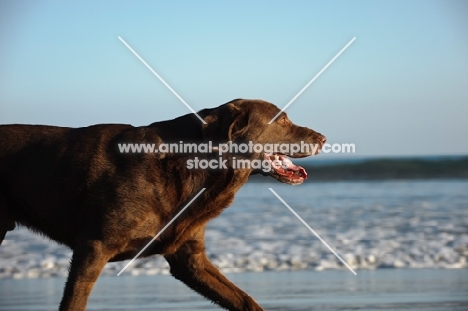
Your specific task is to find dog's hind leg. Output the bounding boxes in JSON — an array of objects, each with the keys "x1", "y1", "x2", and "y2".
[
  {"x1": 165, "y1": 238, "x2": 264, "y2": 311},
  {"x1": 0, "y1": 205, "x2": 6, "y2": 245},
  {"x1": 59, "y1": 240, "x2": 113, "y2": 311},
  {"x1": 0, "y1": 193, "x2": 15, "y2": 245}
]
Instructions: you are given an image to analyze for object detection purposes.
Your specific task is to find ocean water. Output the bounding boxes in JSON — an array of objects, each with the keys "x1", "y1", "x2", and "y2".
[
  {"x1": 0, "y1": 180, "x2": 467, "y2": 278},
  {"x1": 0, "y1": 180, "x2": 467, "y2": 310}
]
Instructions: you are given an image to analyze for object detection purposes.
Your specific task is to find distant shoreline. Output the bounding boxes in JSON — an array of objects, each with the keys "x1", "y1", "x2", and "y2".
[{"x1": 251, "y1": 155, "x2": 468, "y2": 182}]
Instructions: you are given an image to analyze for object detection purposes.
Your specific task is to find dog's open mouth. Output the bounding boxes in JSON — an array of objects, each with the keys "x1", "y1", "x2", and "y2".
[{"x1": 264, "y1": 152, "x2": 308, "y2": 185}]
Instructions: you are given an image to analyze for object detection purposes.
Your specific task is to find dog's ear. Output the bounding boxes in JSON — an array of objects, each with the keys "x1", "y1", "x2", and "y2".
[{"x1": 202, "y1": 103, "x2": 249, "y2": 143}]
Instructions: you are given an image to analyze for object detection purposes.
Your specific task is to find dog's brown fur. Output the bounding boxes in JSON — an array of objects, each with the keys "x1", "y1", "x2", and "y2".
[{"x1": 0, "y1": 99, "x2": 325, "y2": 310}]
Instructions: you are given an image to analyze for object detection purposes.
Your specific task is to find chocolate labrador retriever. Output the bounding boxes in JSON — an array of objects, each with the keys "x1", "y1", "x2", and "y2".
[{"x1": 0, "y1": 99, "x2": 325, "y2": 310}]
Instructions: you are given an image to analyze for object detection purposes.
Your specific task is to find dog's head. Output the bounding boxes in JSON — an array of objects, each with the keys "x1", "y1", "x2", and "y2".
[{"x1": 201, "y1": 99, "x2": 326, "y2": 185}]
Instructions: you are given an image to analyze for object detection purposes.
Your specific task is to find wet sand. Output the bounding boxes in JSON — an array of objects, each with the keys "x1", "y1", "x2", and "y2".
[{"x1": 1, "y1": 269, "x2": 467, "y2": 311}]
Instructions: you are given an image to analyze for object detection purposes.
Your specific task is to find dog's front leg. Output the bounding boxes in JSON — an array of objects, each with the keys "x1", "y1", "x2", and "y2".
[
  {"x1": 165, "y1": 239, "x2": 264, "y2": 311},
  {"x1": 59, "y1": 240, "x2": 111, "y2": 311}
]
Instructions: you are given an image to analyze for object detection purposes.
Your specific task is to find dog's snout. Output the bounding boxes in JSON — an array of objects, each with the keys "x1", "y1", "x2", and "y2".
[{"x1": 317, "y1": 134, "x2": 326, "y2": 145}]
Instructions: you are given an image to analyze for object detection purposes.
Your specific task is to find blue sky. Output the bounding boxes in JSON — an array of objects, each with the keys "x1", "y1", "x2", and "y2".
[{"x1": 1, "y1": 0, "x2": 467, "y2": 156}]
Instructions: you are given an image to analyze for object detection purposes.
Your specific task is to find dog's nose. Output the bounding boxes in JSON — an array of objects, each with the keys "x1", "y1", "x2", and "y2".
[{"x1": 318, "y1": 134, "x2": 326, "y2": 144}]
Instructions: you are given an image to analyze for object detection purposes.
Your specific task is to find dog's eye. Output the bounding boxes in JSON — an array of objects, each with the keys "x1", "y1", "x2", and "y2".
[{"x1": 279, "y1": 116, "x2": 289, "y2": 125}]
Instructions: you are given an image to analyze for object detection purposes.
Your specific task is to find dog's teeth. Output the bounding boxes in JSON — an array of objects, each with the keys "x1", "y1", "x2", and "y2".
[{"x1": 274, "y1": 154, "x2": 279, "y2": 160}]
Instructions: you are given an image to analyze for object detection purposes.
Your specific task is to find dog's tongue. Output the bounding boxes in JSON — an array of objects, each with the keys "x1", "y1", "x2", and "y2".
[{"x1": 278, "y1": 155, "x2": 308, "y2": 179}]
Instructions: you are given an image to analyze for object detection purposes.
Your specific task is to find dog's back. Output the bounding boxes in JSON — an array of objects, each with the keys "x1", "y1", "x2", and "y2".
[{"x1": 0, "y1": 124, "x2": 133, "y2": 247}]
